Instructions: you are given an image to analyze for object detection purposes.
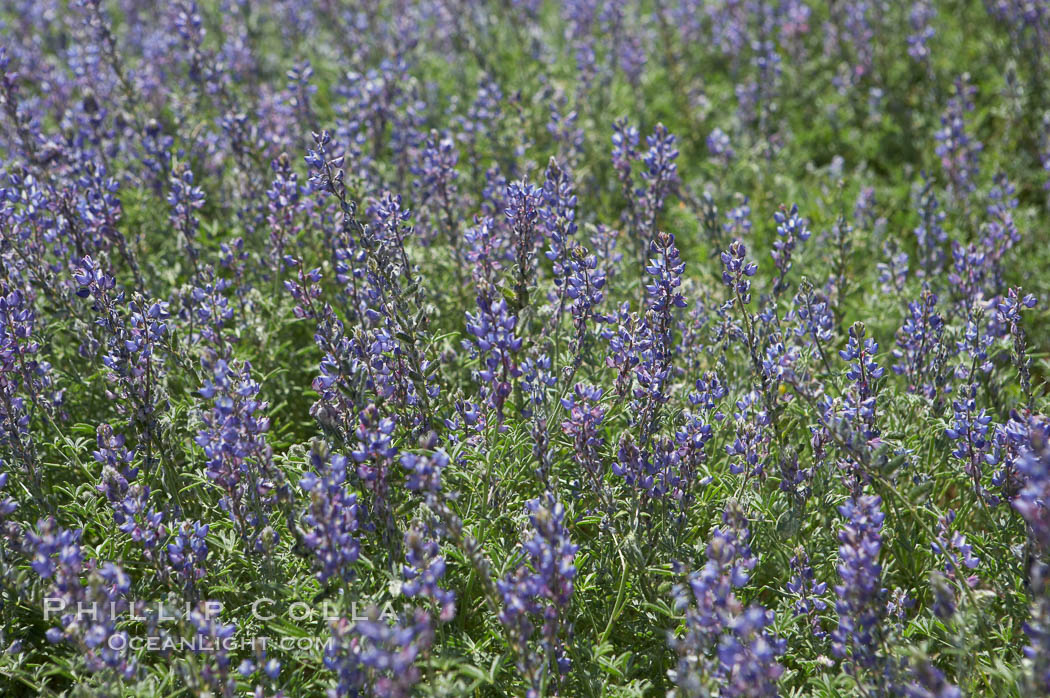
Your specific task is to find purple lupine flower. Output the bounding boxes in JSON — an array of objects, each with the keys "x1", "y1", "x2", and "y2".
[
  {"x1": 707, "y1": 0, "x2": 749, "y2": 58},
  {"x1": 506, "y1": 179, "x2": 542, "y2": 313},
  {"x1": 282, "y1": 261, "x2": 360, "y2": 444},
  {"x1": 671, "y1": 381, "x2": 720, "y2": 515},
  {"x1": 935, "y1": 76, "x2": 982, "y2": 202},
  {"x1": 669, "y1": 503, "x2": 785, "y2": 696},
  {"x1": 464, "y1": 295, "x2": 523, "y2": 426},
  {"x1": 414, "y1": 129, "x2": 462, "y2": 252},
  {"x1": 237, "y1": 647, "x2": 282, "y2": 686},
  {"x1": 930, "y1": 569, "x2": 957, "y2": 621},
  {"x1": 913, "y1": 175, "x2": 948, "y2": 276},
  {"x1": 562, "y1": 0, "x2": 600, "y2": 42},
  {"x1": 631, "y1": 231, "x2": 688, "y2": 439},
  {"x1": 525, "y1": 492, "x2": 578, "y2": 613},
  {"x1": 612, "y1": 117, "x2": 639, "y2": 185},
  {"x1": 613, "y1": 435, "x2": 679, "y2": 499},
  {"x1": 676, "y1": 295, "x2": 715, "y2": 376},
  {"x1": 400, "y1": 449, "x2": 449, "y2": 496},
  {"x1": 1012, "y1": 416, "x2": 1050, "y2": 692},
  {"x1": 74, "y1": 257, "x2": 169, "y2": 469},
  {"x1": 196, "y1": 357, "x2": 286, "y2": 549},
  {"x1": 839, "y1": 1, "x2": 875, "y2": 82},
  {"x1": 27, "y1": 518, "x2": 135, "y2": 678},
  {"x1": 949, "y1": 241, "x2": 994, "y2": 313},
  {"x1": 266, "y1": 152, "x2": 304, "y2": 276},
  {"x1": 986, "y1": 411, "x2": 1032, "y2": 504},
  {"x1": 886, "y1": 587, "x2": 913, "y2": 634},
  {"x1": 189, "y1": 268, "x2": 237, "y2": 352},
  {"x1": 775, "y1": 446, "x2": 813, "y2": 498},
  {"x1": 94, "y1": 423, "x2": 136, "y2": 497},
  {"x1": 457, "y1": 73, "x2": 501, "y2": 157},
  {"x1": 612, "y1": 120, "x2": 680, "y2": 262},
  {"x1": 330, "y1": 66, "x2": 383, "y2": 186},
  {"x1": 171, "y1": 1, "x2": 207, "y2": 84},
  {"x1": 983, "y1": 1, "x2": 1050, "y2": 63},
  {"x1": 562, "y1": 244, "x2": 608, "y2": 363},
  {"x1": 854, "y1": 186, "x2": 885, "y2": 236},
  {"x1": 326, "y1": 608, "x2": 434, "y2": 698},
  {"x1": 561, "y1": 383, "x2": 608, "y2": 499},
  {"x1": 995, "y1": 287, "x2": 1037, "y2": 408},
  {"x1": 355, "y1": 195, "x2": 439, "y2": 426},
  {"x1": 604, "y1": 301, "x2": 640, "y2": 397},
  {"x1": 187, "y1": 601, "x2": 238, "y2": 697},
  {"x1": 787, "y1": 548, "x2": 828, "y2": 640},
  {"x1": 168, "y1": 163, "x2": 206, "y2": 268},
  {"x1": 720, "y1": 239, "x2": 781, "y2": 415},
  {"x1": 824, "y1": 214, "x2": 855, "y2": 311},
  {"x1": 877, "y1": 242, "x2": 910, "y2": 297},
  {"x1": 0, "y1": 468, "x2": 19, "y2": 524},
  {"x1": 715, "y1": 605, "x2": 786, "y2": 697},
  {"x1": 0, "y1": 463, "x2": 18, "y2": 642},
  {"x1": 982, "y1": 173, "x2": 1022, "y2": 295},
  {"x1": 720, "y1": 240, "x2": 758, "y2": 304},
  {"x1": 403, "y1": 524, "x2": 456, "y2": 622},
  {"x1": 771, "y1": 204, "x2": 811, "y2": 296},
  {"x1": 1011, "y1": 415, "x2": 1050, "y2": 549},
  {"x1": 0, "y1": 283, "x2": 60, "y2": 495},
  {"x1": 520, "y1": 353, "x2": 558, "y2": 482},
  {"x1": 723, "y1": 196, "x2": 753, "y2": 241},
  {"x1": 650, "y1": 436, "x2": 688, "y2": 503},
  {"x1": 304, "y1": 129, "x2": 347, "y2": 203},
  {"x1": 778, "y1": 0, "x2": 812, "y2": 55},
  {"x1": 444, "y1": 399, "x2": 488, "y2": 448},
  {"x1": 0, "y1": 171, "x2": 70, "y2": 301},
  {"x1": 323, "y1": 615, "x2": 364, "y2": 697},
  {"x1": 726, "y1": 390, "x2": 771, "y2": 481},
  {"x1": 790, "y1": 280, "x2": 836, "y2": 373},
  {"x1": 907, "y1": 0, "x2": 936, "y2": 64},
  {"x1": 644, "y1": 231, "x2": 687, "y2": 316},
  {"x1": 706, "y1": 128, "x2": 734, "y2": 168},
  {"x1": 639, "y1": 123, "x2": 679, "y2": 240},
  {"x1": 892, "y1": 288, "x2": 946, "y2": 400},
  {"x1": 352, "y1": 404, "x2": 399, "y2": 543},
  {"x1": 572, "y1": 38, "x2": 599, "y2": 89},
  {"x1": 946, "y1": 384, "x2": 994, "y2": 500},
  {"x1": 464, "y1": 216, "x2": 506, "y2": 299},
  {"x1": 358, "y1": 608, "x2": 434, "y2": 698},
  {"x1": 217, "y1": 112, "x2": 266, "y2": 195},
  {"x1": 954, "y1": 311, "x2": 994, "y2": 385},
  {"x1": 932, "y1": 509, "x2": 979, "y2": 588},
  {"x1": 832, "y1": 494, "x2": 886, "y2": 672},
  {"x1": 0, "y1": 48, "x2": 44, "y2": 168},
  {"x1": 616, "y1": 23, "x2": 647, "y2": 86},
  {"x1": 284, "y1": 60, "x2": 316, "y2": 128},
  {"x1": 139, "y1": 119, "x2": 174, "y2": 194},
  {"x1": 106, "y1": 476, "x2": 167, "y2": 572},
  {"x1": 540, "y1": 158, "x2": 580, "y2": 321},
  {"x1": 167, "y1": 520, "x2": 209, "y2": 601},
  {"x1": 900, "y1": 660, "x2": 961, "y2": 698},
  {"x1": 761, "y1": 336, "x2": 799, "y2": 397},
  {"x1": 676, "y1": 372, "x2": 726, "y2": 491},
  {"x1": 75, "y1": 160, "x2": 142, "y2": 282},
  {"x1": 546, "y1": 101, "x2": 584, "y2": 168},
  {"x1": 740, "y1": 35, "x2": 783, "y2": 156},
  {"x1": 298, "y1": 446, "x2": 360, "y2": 584},
  {"x1": 497, "y1": 493, "x2": 579, "y2": 692},
  {"x1": 480, "y1": 165, "x2": 509, "y2": 222},
  {"x1": 839, "y1": 322, "x2": 883, "y2": 441}
]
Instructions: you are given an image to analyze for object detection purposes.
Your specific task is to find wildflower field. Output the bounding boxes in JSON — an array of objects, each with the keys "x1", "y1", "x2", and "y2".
[{"x1": 2, "y1": 1, "x2": 1050, "y2": 696}]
